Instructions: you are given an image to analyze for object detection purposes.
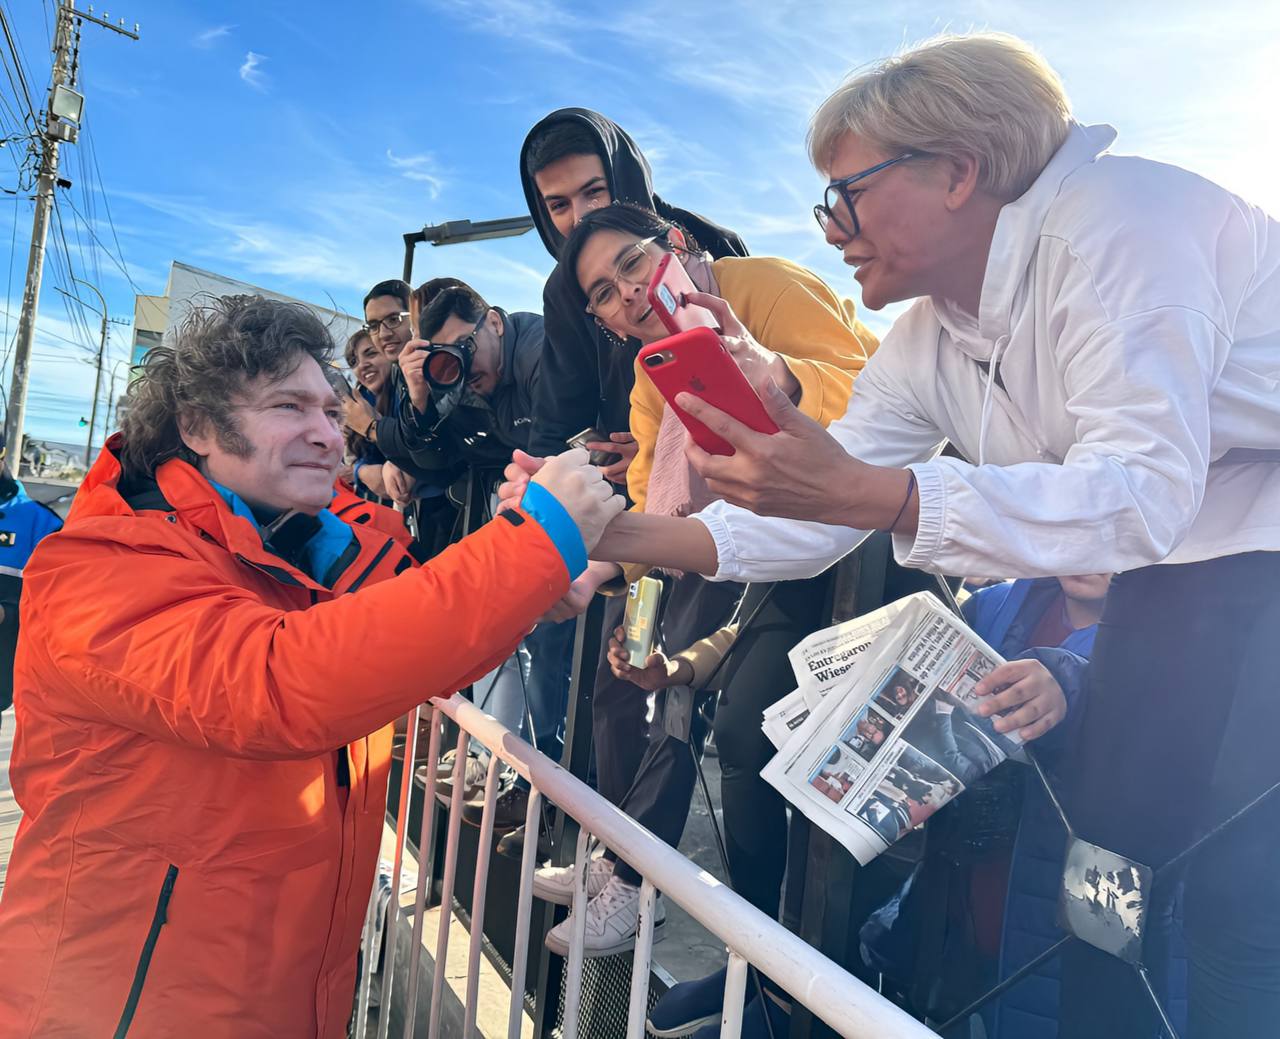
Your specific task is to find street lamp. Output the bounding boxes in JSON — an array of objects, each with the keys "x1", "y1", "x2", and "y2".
[
  {"x1": 400, "y1": 216, "x2": 535, "y2": 283},
  {"x1": 54, "y1": 277, "x2": 110, "y2": 469},
  {"x1": 104, "y1": 357, "x2": 132, "y2": 432}
]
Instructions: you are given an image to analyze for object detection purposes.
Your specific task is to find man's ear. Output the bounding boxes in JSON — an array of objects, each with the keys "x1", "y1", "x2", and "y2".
[
  {"x1": 178, "y1": 414, "x2": 214, "y2": 459},
  {"x1": 942, "y1": 153, "x2": 983, "y2": 212},
  {"x1": 487, "y1": 308, "x2": 505, "y2": 339}
]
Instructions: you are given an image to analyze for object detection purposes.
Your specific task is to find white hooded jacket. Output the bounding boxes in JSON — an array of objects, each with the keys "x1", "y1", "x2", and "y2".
[{"x1": 695, "y1": 123, "x2": 1280, "y2": 580}]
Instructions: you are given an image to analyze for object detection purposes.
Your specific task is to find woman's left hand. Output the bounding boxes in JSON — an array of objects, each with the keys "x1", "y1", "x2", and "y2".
[
  {"x1": 973, "y1": 659, "x2": 1068, "y2": 741},
  {"x1": 585, "y1": 432, "x2": 639, "y2": 483},
  {"x1": 343, "y1": 393, "x2": 376, "y2": 436},
  {"x1": 685, "y1": 292, "x2": 799, "y2": 402}
]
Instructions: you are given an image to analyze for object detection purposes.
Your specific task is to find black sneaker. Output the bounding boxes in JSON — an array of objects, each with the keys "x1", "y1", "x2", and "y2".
[
  {"x1": 461, "y1": 783, "x2": 528, "y2": 834},
  {"x1": 495, "y1": 823, "x2": 555, "y2": 861}
]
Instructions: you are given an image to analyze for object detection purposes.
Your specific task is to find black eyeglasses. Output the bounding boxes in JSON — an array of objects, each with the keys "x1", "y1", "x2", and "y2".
[
  {"x1": 585, "y1": 234, "x2": 666, "y2": 319},
  {"x1": 363, "y1": 311, "x2": 410, "y2": 335},
  {"x1": 813, "y1": 153, "x2": 919, "y2": 239}
]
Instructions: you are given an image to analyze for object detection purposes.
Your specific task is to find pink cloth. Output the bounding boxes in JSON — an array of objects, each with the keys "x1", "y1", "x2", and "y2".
[{"x1": 644, "y1": 405, "x2": 717, "y2": 519}]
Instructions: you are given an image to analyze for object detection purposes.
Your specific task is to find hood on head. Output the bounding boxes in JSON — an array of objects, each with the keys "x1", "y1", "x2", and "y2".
[{"x1": 519, "y1": 108, "x2": 661, "y2": 259}]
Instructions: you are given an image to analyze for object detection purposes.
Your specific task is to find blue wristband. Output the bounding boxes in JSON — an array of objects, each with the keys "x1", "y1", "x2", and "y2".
[{"x1": 519, "y1": 481, "x2": 588, "y2": 581}]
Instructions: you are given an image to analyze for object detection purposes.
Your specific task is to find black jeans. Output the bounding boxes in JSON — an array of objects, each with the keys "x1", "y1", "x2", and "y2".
[
  {"x1": 609, "y1": 574, "x2": 743, "y2": 886},
  {"x1": 1059, "y1": 552, "x2": 1280, "y2": 1039},
  {"x1": 713, "y1": 574, "x2": 836, "y2": 919}
]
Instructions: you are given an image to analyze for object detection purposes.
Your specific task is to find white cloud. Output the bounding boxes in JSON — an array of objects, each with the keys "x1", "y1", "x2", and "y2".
[
  {"x1": 239, "y1": 51, "x2": 268, "y2": 91},
  {"x1": 194, "y1": 25, "x2": 233, "y2": 49},
  {"x1": 385, "y1": 150, "x2": 447, "y2": 199}
]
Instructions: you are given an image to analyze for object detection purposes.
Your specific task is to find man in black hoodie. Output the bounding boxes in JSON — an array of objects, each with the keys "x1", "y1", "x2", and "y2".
[
  {"x1": 519, "y1": 108, "x2": 747, "y2": 458},
  {"x1": 518, "y1": 109, "x2": 749, "y2": 951}
]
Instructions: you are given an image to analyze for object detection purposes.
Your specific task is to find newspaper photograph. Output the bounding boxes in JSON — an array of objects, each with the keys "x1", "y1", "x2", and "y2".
[
  {"x1": 762, "y1": 592, "x2": 1018, "y2": 864},
  {"x1": 763, "y1": 597, "x2": 914, "y2": 748}
]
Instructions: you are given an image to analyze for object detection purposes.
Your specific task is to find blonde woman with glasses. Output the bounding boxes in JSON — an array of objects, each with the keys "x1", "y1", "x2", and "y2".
[{"x1": 537, "y1": 30, "x2": 1280, "y2": 1039}]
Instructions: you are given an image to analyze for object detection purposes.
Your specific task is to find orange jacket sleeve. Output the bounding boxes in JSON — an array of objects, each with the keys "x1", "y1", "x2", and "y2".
[{"x1": 24, "y1": 509, "x2": 569, "y2": 759}]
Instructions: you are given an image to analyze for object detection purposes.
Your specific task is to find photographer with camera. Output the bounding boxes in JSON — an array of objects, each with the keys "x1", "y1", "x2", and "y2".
[
  {"x1": 407, "y1": 282, "x2": 577, "y2": 850},
  {"x1": 345, "y1": 279, "x2": 461, "y2": 556},
  {"x1": 404, "y1": 281, "x2": 543, "y2": 469}
]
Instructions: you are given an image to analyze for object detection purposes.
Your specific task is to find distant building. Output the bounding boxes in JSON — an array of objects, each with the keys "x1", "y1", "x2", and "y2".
[
  {"x1": 130, "y1": 262, "x2": 364, "y2": 368},
  {"x1": 130, "y1": 294, "x2": 167, "y2": 372}
]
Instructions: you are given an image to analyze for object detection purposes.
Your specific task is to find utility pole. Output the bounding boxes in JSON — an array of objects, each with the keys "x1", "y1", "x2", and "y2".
[{"x1": 3, "y1": 1, "x2": 138, "y2": 464}]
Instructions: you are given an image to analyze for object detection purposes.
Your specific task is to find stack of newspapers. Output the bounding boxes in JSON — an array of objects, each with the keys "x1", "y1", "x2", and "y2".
[{"x1": 761, "y1": 592, "x2": 1022, "y2": 865}]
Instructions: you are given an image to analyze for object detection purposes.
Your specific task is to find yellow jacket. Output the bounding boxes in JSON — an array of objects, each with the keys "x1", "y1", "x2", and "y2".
[{"x1": 627, "y1": 255, "x2": 878, "y2": 511}]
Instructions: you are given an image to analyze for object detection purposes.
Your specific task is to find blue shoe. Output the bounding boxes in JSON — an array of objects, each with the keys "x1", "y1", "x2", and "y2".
[
  {"x1": 647, "y1": 966, "x2": 728, "y2": 1037},
  {"x1": 691, "y1": 989, "x2": 790, "y2": 1039}
]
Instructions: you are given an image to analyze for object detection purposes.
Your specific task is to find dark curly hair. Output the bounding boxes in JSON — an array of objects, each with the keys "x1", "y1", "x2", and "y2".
[{"x1": 120, "y1": 294, "x2": 334, "y2": 478}]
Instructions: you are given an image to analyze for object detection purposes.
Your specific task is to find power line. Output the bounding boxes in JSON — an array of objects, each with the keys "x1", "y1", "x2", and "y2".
[
  {"x1": 63, "y1": 190, "x2": 137, "y2": 293},
  {"x1": 82, "y1": 122, "x2": 136, "y2": 292},
  {"x1": 3, "y1": 189, "x2": 18, "y2": 357},
  {"x1": 4, "y1": 1, "x2": 140, "y2": 456},
  {"x1": 0, "y1": 301, "x2": 96, "y2": 351},
  {"x1": 0, "y1": 4, "x2": 37, "y2": 128}
]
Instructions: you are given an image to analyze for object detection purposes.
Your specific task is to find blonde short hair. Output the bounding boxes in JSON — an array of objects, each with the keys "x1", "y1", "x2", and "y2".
[{"x1": 809, "y1": 32, "x2": 1072, "y2": 200}]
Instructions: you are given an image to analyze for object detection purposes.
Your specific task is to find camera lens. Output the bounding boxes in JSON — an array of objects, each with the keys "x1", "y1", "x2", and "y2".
[{"x1": 426, "y1": 349, "x2": 464, "y2": 387}]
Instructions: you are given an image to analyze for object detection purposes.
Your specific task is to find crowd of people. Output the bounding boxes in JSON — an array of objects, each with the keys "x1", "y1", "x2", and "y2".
[{"x1": 0, "y1": 28, "x2": 1275, "y2": 1039}]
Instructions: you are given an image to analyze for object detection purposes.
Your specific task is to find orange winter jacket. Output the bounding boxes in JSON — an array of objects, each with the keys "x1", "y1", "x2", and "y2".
[
  {"x1": 330, "y1": 479, "x2": 412, "y2": 547},
  {"x1": 0, "y1": 440, "x2": 573, "y2": 1038}
]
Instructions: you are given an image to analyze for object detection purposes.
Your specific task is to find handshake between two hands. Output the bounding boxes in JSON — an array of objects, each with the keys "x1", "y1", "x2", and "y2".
[{"x1": 502, "y1": 448, "x2": 624, "y2": 555}]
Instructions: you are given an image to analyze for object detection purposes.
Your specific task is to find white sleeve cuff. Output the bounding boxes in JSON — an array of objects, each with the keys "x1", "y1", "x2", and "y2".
[
  {"x1": 893, "y1": 462, "x2": 947, "y2": 571},
  {"x1": 693, "y1": 511, "x2": 740, "y2": 582}
]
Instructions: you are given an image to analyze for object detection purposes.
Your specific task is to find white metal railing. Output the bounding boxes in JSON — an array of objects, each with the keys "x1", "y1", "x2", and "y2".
[{"x1": 357, "y1": 692, "x2": 938, "y2": 1039}]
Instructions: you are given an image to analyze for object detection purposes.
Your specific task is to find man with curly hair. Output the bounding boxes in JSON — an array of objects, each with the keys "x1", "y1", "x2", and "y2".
[{"x1": 0, "y1": 294, "x2": 622, "y2": 1038}]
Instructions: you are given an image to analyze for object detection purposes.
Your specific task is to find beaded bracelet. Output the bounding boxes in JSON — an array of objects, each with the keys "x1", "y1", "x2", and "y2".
[{"x1": 886, "y1": 470, "x2": 916, "y2": 532}]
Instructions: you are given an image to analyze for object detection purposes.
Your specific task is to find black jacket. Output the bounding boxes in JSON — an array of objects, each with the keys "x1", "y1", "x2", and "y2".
[
  {"x1": 373, "y1": 366, "x2": 464, "y2": 486},
  {"x1": 382, "y1": 309, "x2": 544, "y2": 471},
  {"x1": 519, "y1": 108, "x2": 748, "y2": 456}
]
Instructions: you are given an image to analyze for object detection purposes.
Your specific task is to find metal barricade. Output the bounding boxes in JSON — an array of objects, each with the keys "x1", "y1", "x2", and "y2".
[{"x1": 359, "y1": 690, "x2": 937, "y2": 1039}]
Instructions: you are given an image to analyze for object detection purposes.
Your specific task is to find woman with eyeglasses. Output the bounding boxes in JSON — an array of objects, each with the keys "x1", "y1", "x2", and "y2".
[
  {"x1": 558, "y1": 202, "x2": 876, "y2": 529},
  {"x1": 522, "y1": 201, "x2": 877, "y2": 1024},
  {"x1": 532, "y1": 31, "x2": 1280, "y2": 1039}
]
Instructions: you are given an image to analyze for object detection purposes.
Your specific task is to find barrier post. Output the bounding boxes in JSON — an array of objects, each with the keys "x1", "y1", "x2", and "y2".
[{"x1": 531, "y1": 594, "x2": 607, "y2": 1036}]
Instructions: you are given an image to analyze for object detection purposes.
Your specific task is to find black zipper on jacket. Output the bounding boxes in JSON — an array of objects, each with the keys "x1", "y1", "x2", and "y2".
[
  {"x1": 234, "y1": 552, "x2": 306, "y2": 588},
  {"x1": 113, "y1": 864, "x2": 179, "y2": 1039},
  {"x1": 344, "y1": 539, "x2": 394, "y2": 594}
]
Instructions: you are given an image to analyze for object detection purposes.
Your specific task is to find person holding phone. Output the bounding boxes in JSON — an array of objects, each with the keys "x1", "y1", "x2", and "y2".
[
  {"x1": 543, "y1": 32, "x2": 1280, "y2": 1039},
  {"x1": 340, "y1": 329, "x2": 397, "y2": 505},
  {"x1": 521, "y1": 202, "x2": 879, "y2": 975},
  {"x1": 538, "y1": 201, "x2": 878, "y2": 594},
  {"x1": 517, "y1": 110, "x2": 748, "y2": 891}
]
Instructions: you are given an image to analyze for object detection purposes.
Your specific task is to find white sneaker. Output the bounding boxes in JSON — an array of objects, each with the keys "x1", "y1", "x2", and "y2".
[
  {"x1": 544, "y1": 876, "x2": 666, "y2": 958},
  {"x1": 533, "y1": 854, "x2": 613, "y2": 906},
  {"x1": 416, "y1": 752, "x2": 486, "y2": 804}
]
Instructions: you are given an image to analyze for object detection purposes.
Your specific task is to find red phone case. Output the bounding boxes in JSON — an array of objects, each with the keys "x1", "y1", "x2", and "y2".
[
  {"x1": 646, "y1": 254, "x2": 719, "y2": 336},
  {"x1": 637, "y1": 326, "x2": 779, "y2": 456}
]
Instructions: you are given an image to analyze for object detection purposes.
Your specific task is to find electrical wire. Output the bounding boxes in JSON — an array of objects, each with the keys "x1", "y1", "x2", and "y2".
[
  {"x1": 83, "y1": 124, "x2": 137, "y2": 292},
  {"x1": 0, "y1": 3, "x2": 38, "y2": 129},
  {"x1": 62, "y1": 194, "x2": 136, "y2": 293}
]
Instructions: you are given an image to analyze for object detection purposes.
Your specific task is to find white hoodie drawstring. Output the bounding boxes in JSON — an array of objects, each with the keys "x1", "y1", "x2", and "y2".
[{"x1": 976, "y1": 335, "x2": 1010, "y2": 467}]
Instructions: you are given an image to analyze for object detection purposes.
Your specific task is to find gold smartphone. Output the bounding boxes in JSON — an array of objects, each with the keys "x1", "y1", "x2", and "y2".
[{"x1": 623, "y1": 576, "x2": 662, "y2": 664}]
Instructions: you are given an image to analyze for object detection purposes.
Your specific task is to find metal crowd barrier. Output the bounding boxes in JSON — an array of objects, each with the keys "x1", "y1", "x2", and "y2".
[{"x1": 356, "y1": 690, "x2": 938, "y2": 1039}]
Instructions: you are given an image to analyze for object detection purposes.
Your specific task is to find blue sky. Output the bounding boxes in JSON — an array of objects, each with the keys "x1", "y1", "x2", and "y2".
[{"x1": 1, "y1": 0, "x2": 1277, "y2": 448}]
